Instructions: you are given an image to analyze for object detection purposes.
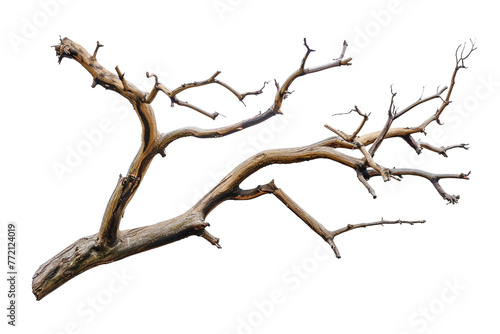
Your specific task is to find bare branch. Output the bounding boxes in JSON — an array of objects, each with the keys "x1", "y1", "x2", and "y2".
[
  {"x1": 301, "y1": 38, "x2": 316, "y2": 71},
  {"x1": 144, "y1": 72, "x2": 160, "y2": 104},
  {"x1": 273, "y1": 39, "x2": 352, "y2": 113},
  {"x1": 419, "y1": 142, "x2": 469, "y2": 157},
  {"x1": 34, "y1": 37, "x2": 474, "y2": 301},
  {"x1": 324, "y1": 124, "x2": 350, "y2": 141},
  {"x1": 367, "y1": 168, "x2": 470, "y2": 204},
  {"x1": 170, "y1": 71, "x2": 222, "y2": 96},
  {"x1": 266, "y1": 183, "x2": 423, "y2": 259},
  {"x1": 368, "y1": 87, "x2": 397, "y2": 157},
  {"x1": 328, "y1": 106, "x2": 370, "y2": 142},
  {"x1": 174, "y1": 98, "x2": 220, "y2": 120},
  {"x1": 349, "y1": 106, "x2": 370, "y2": 140},
  {"x1": 271, "y1": 185, "x2": 332, "y2": 242},
  {"x1": 115, "y1": 66, "x2": 131, "y2": 92},
  {"x1": 418, "y1": 40, "x2": 477, "y2": 129},
  {"x1": 213, "y1": 79, "x2": 269, "y2": 106},
  {"x1": 153, "y1": 70, "x2": 267, "y2": 115},
  {"x1": 157, "y1": 108, "x2": 278, "y2": 156},
  {"x1": 394, "y1": 86, "x2": 448, "y2": 120},
  {"x1": 338, "y1": 40, "x2": 348, "y2": 60},
  {"x1": 357, "y1": 170, "x2": 377, "y2": 199},
  {"x1": 33, "y1": 214, "x2": 210, "y2": 300},
  {"x1": 330, "y1": 219, "x2": 426, "y2": 258},
  {"x1": 198, "y1": 228, "x2": 222, "y2": 249},
  {"x1": 92, "y1": 40, "x2": 103, "y2": 60}
]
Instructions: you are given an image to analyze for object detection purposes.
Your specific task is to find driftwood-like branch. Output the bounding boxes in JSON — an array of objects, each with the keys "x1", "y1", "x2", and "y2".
[{"x1": 33, "y1": 37, "x2": 474, "y2": 301}]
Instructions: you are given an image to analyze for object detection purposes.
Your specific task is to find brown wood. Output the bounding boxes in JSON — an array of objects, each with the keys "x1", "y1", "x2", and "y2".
[{"x1": 32, "y1": 37, "x2": 474, "y2": 300}]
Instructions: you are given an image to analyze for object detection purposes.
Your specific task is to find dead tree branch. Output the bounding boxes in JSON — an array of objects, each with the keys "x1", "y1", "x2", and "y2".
[{"x1": 33, "y1": 37, "x2": 473, "y2": 301}]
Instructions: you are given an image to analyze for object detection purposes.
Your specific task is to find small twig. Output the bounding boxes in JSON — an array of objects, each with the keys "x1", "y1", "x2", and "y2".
[
  {"x1": 92, "y1": 41, "x2": 103, "y2": 60},
  {"x1": 174, "y1": 98, "x2": 219, "y2": 120},
  {"x1": 324, "y1": 124, "x2": 350, "y2": 141},
  {"x1": 367, "y1": 168, "x2": 470, "y2": 204},
  {"x1": 115, "y1": 66, "x2": 130, "y2": 91},
  {"x1": 329, "y1": 219, "x2": 426, "y2": 258},
  {"x1": 356, "y1": 170, "x2": 377, "y2": 198},
  {"x1": 369, "y1": 87, "x2": 397, "y2": 157},
  {"x1": 199, "y1": 229, "x2": 221, "y2": 249},
  {"x1": 394, "y1": 86, "x2": 447, "y2": 120},
  {"x1": 156, "y1": 70, "x2": 267, "y2": 117},
  {"x1": 170, "y1": 71, "x2": 222, "y2": 97},
  {"x1": 419, "y1": 142, "x2": 469, "y2": 157},
  {"x1": 338, "y1": 40, "x2": 348, "y2": 60},
  {"x1": 145, "y1": 72, "x2": 160, "y2": 104},
  {"x1": 213, "y1": 80, "x2": 269, "y2": 106},
  {"x1": 272, "y1": 39, "x2": 352, "y2": 113},
  {"x1": 349, "y1": 106, "x2": 370, "y2": 140},
  {"x1": 301, "y1": 38, "x2": 316, "y2": 71},
  {"x1": 331, "y1": 106, "x2": 370, "y2": 141}
]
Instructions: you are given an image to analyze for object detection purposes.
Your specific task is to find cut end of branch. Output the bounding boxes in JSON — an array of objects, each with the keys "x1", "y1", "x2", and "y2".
[
  {"x1": 200, "y1": 229, "x2": 221, "y2": 249},
  {"x1": 327, "y1": 239, "x2": 341, "y2": 259}
]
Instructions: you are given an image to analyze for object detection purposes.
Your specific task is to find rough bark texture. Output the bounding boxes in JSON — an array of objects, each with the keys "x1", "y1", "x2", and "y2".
[{"x1": 33, "y1": 37, "x2": 474, "y2": 300}]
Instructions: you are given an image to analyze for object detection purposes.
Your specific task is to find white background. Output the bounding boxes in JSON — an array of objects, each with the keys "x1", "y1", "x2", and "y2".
[{"x1": 1, "y1": 0, "x2": 499, "y2": 333}]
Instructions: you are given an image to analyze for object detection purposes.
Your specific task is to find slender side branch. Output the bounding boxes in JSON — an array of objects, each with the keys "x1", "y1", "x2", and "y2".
[
  {"x1": 213, "y1": 79, "x2": 269, "y2": 106},
  {"x1": 368, "y1": 87, "x2": 397, "y2": 157},
  {"x1": 272, "y1": 185, "x2": 332, "y2": 242},
  {"x1": 273, "y1": 39, "x2": 352, "y2": 113},
  {"x1": 174, "y1": 98, "x2": 220, "y2": 119},
  {"x1": 329, "y1": 219, "x2": 426, "y2": 258},
  {"x1": 157, "y1": 108, "x2": 278, "y2": 156},
  {"x1": 92, "y1": 41, "x2": 103, "y2": 60},
  {"x1": 199, "y1": 228, "x2": 222, "y2": 249},
  {"x1": 349, "y1": 106, "x2": 370, "y2": 140},
  {"x1": 146, "y1": 69, "x2": 267, "y2": 118},
  {"x1": 301, "y1": 38, "x2": 316, "y2": 70},
  {"x1": 357, "y1": 169, "x2": 377, "y2": 198},
  {"x1": 419, "y1": 142, "x2": 469, "y2": 157},
  {"x1": 394, "y1": 86, "x2": 448, "y2": 119},
  {"x1": 325, "y1": 106, "x2": 370, "y2": 145},
  {"x1": 419, "y1": 40, "x2": 477, "y2": 129},
  {"x1": 367, "y1": 168, "x2": 470, "y2": 204}
]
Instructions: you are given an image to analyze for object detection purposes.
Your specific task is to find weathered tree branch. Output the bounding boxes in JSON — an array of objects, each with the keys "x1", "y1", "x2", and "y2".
[
  {"x1": 33, "y1": 37, "x2": 473, "y2": 301},
  {"x1": 329, "y1": 219, "x2": 426, "y2": 258}
]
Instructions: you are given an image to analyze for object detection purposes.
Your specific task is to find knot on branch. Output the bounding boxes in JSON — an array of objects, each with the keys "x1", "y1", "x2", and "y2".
[{"x1": 121, "y1": 174, "x2": 139, "y2": 186}]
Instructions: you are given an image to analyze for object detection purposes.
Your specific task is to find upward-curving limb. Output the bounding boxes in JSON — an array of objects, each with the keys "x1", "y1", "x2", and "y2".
[{"x1": 33, "y1": 38, "x2": 473, "y2": 301}]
